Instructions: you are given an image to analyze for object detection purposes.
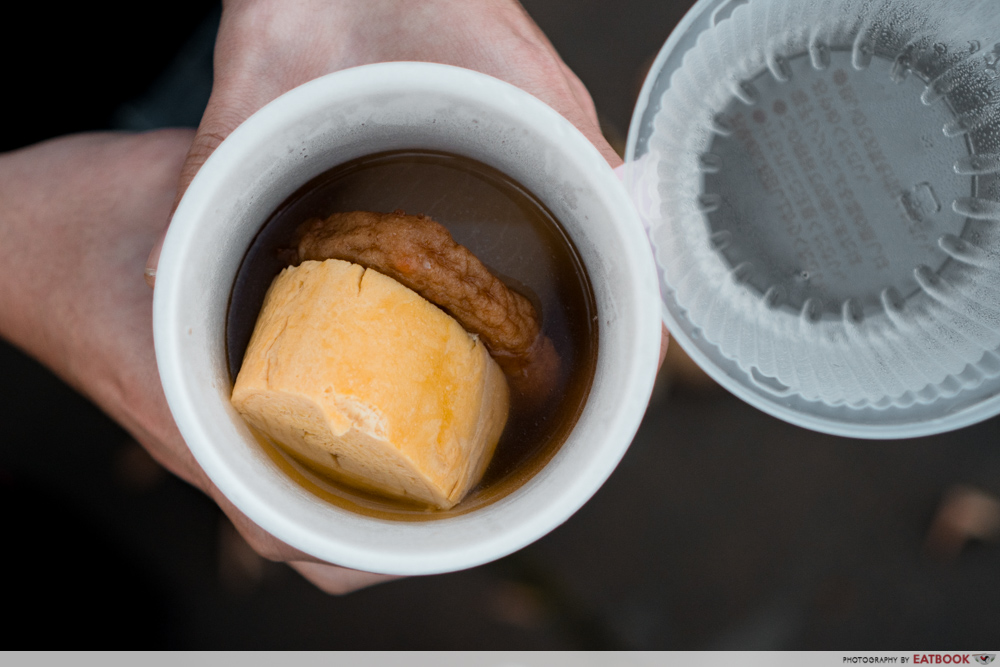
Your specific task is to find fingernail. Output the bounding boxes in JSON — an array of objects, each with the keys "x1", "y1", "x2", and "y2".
[{"x1": 145, "y1": 233, "x2": 164, "y2": 289}]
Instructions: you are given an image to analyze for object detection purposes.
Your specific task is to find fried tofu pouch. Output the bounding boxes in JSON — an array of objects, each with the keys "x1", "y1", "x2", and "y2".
[{"x1": 231, "y1": 259, "x2": 509, "y2": 509}]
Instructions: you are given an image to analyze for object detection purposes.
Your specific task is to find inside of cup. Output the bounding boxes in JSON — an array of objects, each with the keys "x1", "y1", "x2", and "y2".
[
  {"x1": 629, "y1": 0, "x2": 1000, "y2": 437},
  {"x1": 155, "y1": 64, "x2": 660, "y2": 574}
]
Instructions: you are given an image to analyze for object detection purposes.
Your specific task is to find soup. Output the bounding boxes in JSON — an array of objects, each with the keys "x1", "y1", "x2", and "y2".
[{"x1": 227, "y1": 150, "x2": 598, "y2": 519}]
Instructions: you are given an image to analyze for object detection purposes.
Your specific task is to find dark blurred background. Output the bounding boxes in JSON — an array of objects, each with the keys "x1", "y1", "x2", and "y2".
[{"x1": 2, "y1": 0, "x2": 998, "y2": 649}]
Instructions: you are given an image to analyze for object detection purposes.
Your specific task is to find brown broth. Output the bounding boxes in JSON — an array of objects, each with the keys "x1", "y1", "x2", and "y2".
[{"x1": 227, "y1": 150, "x2": 598, "y2": 520}]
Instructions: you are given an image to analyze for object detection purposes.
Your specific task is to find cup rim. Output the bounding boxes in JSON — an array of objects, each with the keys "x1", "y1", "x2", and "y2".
[{"x1": 152, "y1": 62, "x2": 662, "y2": 574}]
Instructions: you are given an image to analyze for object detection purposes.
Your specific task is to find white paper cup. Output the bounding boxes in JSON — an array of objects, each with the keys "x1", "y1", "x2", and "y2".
[{"x1": 153, "y1": 63, "x2": 661, "y2": 575}]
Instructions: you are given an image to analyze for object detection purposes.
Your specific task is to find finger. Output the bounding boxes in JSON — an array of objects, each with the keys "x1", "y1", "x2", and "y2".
[
  {"x1": 207, "y1": 485, "x2": 320, "y2": 563},
  {"x1": 144, "y1": 0, "x2": 271, "y2": 288},
  {"x1": 508, "y1": 2, "x2": 602, "y2": 133},
  {"x1": 212, "y1": 484, "x2": 400, "y2": 593},
  {"x1": 173, "y1": 117, "x2": 239, "y2": 208},
  {"x1": 143, "y1": 234, "x2": 163, "y2": 288},
  {"x1": 289, "y1": 561, "x2": 401, "y2": 595},
  {"x1": 558, "y1": 63, "x2": 601, "y2": 130},
  {"x1": 166, "y1": 433, "x2": 398, "y2": 593},
  {"x1": 143, "y1": 109, "x2": 251, "y2": 288},
  {"x1": 659, "y1": 324, "x2": 670, "y2": 371},
  {"x1": 540, "y1": 77, "x2": 620, "y2": 168},
  {"x1": 586, "y1": 123, "x2": 624, "y2": 168},
  {"x1": 206, "y1": 482, "x2": 392, "y2": 584}
]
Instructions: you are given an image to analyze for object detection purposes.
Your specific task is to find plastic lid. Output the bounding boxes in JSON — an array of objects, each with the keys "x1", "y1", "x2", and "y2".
[{"x1": 625, "y1": 0, "x2": 1000, "y2": 438}]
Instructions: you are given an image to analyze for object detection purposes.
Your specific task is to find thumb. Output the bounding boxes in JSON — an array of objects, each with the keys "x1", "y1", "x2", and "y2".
[{"x1": 144, "y1": 113, "x2": 242, "y2": 288}]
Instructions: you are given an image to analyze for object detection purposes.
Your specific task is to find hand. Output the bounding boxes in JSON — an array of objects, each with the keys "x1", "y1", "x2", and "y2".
[
  {"x1": 0, "y1": 130, "x2": 395, "y2": 594},
  {"x1": 143, "y1": 0, "x2": 621, "y2": 284},
  {"x1": 144, "y1": 0, "x2": 670, "y2": 360}
]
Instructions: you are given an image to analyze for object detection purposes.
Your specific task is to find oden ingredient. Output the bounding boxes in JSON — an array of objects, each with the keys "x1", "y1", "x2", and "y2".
[
  {"x1": 293, "y1": 210, "x2": 560, "y2": 407},
  {"x1": 231, "y1": 259, "x2": 509, "y2": 509}
]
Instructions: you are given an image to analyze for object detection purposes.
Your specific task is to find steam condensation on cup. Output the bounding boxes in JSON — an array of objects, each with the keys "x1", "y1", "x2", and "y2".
[{"x1": 629, "y1": 0, "x2": 1000, "y2": 437}]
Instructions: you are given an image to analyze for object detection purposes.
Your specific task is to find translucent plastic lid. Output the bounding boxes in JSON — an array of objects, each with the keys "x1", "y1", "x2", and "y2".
[{"x1": 625, "y1": 0, "x2": 1000, "y2": 438}]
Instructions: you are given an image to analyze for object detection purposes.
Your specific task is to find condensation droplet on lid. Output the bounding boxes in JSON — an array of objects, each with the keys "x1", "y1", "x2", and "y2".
[
  {"x1": 697, "y1": 193, "x2": 721, "y2": 212},
  {"x1": 953, "y1": 197, "x2": 1000, "y2": 220},
  {"x1": 921, "y1": 81, "x2": 952, "y2": 107},
  {"x1": 732, "y1": 262, "x2": 753, "y2": 284},
  {"x1": 809, "y1": 40, "x2": 831, "y2": 70},
  {"x1": 852, "y1": 38, "x2": 874, "y2": 70},
  {"x1": 939, "y1": 234, "x2": 991, "y2": 268},
  {"x1": 767, "y1": 54, "x2": 792, "y2": 82},
  {"x1": 801, "y1": 298, "x2": 823, "y2": 322},
  {"x1": 954, "y1": 153, "x2": 1000, "y2": 175},
  {"x1": 938, "y1": 234, "x2": 966, "y2": 255},
  {"x1": 732, "y1": 80, "x2": 759, "y2": 105},
  {"x1": 710, "y1": 230, "x2": 732, "y2": 250},
  {"x1": 843, "y1": 299, "x2": 864, "y2": 324},
  {"x1": 891, "y1": 52, "x2": 912, "y2": 83},
  {"x1": 763, "y1": 286, "x2": 785, "y2": 309},
  {"x1": 881, "y1": 287, "x2": 905, "y2": 312},
  {"x1": 710, "y1": 114, "x2": 734, "y2": 136},
  {"x1": 699, "y1": 153, "x2": 722, "y2": 173},
  {"x1": 914, "y1": 265, "x2": 940, "y2": 291},
  {"x1": 944, "y1": 114, "x2": 978, "y2": 137}
]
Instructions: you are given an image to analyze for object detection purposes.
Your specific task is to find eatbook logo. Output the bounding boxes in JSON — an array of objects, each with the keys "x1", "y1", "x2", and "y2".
[{"x1": 973, "y1": 656, "x2": 995, "y2": 665}]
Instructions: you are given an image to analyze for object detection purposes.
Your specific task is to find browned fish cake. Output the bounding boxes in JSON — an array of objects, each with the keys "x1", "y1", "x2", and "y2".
[{"x1": 293, "y1": 210, "x2": 560, "y2": 406}]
